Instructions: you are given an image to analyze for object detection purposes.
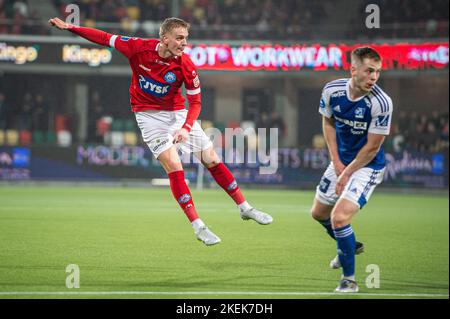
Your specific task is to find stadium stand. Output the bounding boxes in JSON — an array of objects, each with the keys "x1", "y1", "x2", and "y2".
[{"x1": 1, "y1": 0, "x2": 447, "y2": 39}]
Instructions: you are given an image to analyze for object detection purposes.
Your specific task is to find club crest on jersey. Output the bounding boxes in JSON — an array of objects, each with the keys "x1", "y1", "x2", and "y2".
[
  {"x1": 138, "y1": 75, "x2": 170, "y2": 97},
  {"x1": 178, "y1": 194, "x2": 191, "y2": 204},
  {"x1": 355, "y1": 107, "x2": 365, "y2": 119},
  {"x1": 164, "y1": 72, "x2": 176, "y2": 83}
]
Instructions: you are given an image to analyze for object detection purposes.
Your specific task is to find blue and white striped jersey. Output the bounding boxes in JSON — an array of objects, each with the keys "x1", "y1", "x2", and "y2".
[{"x1": 319, "y1": 78, "x2": 393, "y2": 170}]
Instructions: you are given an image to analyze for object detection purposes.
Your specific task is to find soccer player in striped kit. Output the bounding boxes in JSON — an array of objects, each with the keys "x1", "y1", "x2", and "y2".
[
  {"x1": 49, "y1": 17, "x2": 273, "y2": 246},
  {"x1": 310, "y1": 47, "x2": 393, "y2": 292}
]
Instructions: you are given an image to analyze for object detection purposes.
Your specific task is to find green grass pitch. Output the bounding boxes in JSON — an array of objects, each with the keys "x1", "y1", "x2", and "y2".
[{"x1": 0, "y1": 186, "x2": 448, "y2": 299}]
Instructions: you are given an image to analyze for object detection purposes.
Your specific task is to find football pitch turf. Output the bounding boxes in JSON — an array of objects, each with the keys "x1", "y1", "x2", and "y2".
[{"x1": 0, "y1": 186, "x2": 448, "y2": 299}]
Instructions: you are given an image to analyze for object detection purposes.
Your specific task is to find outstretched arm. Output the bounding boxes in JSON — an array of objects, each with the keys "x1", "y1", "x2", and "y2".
[{"x1": 48, "y1": 17, "x2": 113, "y2": 47}]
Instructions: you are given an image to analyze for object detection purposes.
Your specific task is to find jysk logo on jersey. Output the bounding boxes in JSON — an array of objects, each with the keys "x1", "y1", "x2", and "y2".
[
  {"x1": 355, "y1": 107, "x2": 365, "y2": 119},
  {"x1": 178, "y1": 194, "x2": 191, "y2": 204},
  {"x1": 164, "y1": 72, "x2": 176, "y2": 83},
  {"x1": 138, "y1": 75, "x2": 170, "y2": 97},
  {"x1": 375, "y1": 115, "x2": 390, "y2": 127}
]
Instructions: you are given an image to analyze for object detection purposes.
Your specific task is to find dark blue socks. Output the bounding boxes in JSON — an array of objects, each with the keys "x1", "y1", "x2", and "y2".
[{"x1": 334, "y1": 224, "x2": 356, "y2": 278}]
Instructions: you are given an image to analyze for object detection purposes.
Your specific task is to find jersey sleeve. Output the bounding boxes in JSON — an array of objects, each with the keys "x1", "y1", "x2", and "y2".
[
  {"x1": 68, "y1": 25, "x2": 113, "y2": 47},
  {"x1": 180, "y1": 55, "x2": 202, "y2": 132},
  {"x1": 109, "y1": 35, "x2": 145, "y2": 58},
  {"x1": 368, "y1": 95, "x2": 393, "y2": 135},
  {"x1": 181, "y1": 55, "x2": 201, "y2": 95},
  {"x1": 318, "y1": 87, "x2": 332, "y2": 118}
]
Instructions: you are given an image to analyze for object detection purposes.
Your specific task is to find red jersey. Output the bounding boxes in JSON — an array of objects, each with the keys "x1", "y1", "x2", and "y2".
[
  {"x1": 68, "y1": 26, "x2": 201, "y2": 132},
  {"x1": 110, "y1": 36, "x2": 200, "y2": 113}
]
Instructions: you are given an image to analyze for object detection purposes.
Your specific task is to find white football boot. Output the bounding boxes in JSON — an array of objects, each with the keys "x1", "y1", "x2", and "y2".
[
  {"x1": 195, "y1": 226, "x2": 221, "y2": 246},
  {"x1": 240, "y1": 208, "x2": 273, "y2": 225},
  {"x1": 334, "y1": 278, "x2": 359, "y2": 293}
]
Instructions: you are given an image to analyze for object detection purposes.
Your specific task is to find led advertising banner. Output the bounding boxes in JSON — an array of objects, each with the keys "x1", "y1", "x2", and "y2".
[
  {"x1": 0, "y1": 40, "x2": 448, "y2": 71},
  {"x1": 1, "y1": 146, "x2": 447, "y2": 189},
  {"x1": 184, "y1": 42, "x2": 449, "y2": 71}
]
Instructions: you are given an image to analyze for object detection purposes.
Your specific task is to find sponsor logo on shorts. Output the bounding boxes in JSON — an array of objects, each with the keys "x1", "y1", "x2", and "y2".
[
  {"x1": 150, "y1": 138, "x2": 169, "y2": 153},
  {"x1": 227, "y1": 180, "x2": 238, "y2": 191},
  {"x1": 178, "y1": 194, "x2": 191, "y2": 204}
]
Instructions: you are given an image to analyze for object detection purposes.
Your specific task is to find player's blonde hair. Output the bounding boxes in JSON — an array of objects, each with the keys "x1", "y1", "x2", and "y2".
[
  {"x1": 351, "y1": 47, "x2": 382, "y2": 65},
  {"x1": 159, "y1": 17, "x2": 190, "y2": 38}
]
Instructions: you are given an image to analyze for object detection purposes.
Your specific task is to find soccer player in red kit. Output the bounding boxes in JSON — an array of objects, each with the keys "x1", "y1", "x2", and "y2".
[{"x1": 49, "y1": 17, "x2": 273, "y2": 246}]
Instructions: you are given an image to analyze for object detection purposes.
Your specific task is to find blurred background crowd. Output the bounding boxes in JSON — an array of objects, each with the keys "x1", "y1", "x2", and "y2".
[
  {"x1": 0, "y1": 0, "x2": 448, "y2": 39},
  {"x1": 0, "y1": 0, "x2": 448, "y2": 153}
]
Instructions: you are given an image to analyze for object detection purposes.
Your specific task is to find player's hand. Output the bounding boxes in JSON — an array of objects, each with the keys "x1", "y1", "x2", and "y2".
[
  {"x1": 333, "y1": 160, "x2": 346, "y2": 177},
  {"x1": 335, "y1": 171, "x2": 351, "y2": 196},
  {"x1": 172, "y1": 128, "x2": 189, "y2": 144},
  {"x1": 48, "y1": 17, "x2": 72, "y2": 30}
]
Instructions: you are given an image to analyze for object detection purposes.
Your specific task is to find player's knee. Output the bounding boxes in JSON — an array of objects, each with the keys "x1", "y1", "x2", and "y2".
[
  {"x1": 331, "y1": 213, "x2": 350, "y2": 229},
  {"x1": 200, "y1": 149, "x2": 221, "y2": 168},
  {"x1": 310, "y1": 208, "x2": 323, "y2": 221},
  {"x1": 310, "y1": 201, "x2": 331, "y2": 221},
  {"x1": 166, "y1": 160, "x2": 183, "y2": 172},
  {"x1": 202, "y1": 158, "x2": 220, "y2": 169},
  {"x1": 159, "y1": 157, "x2": 182, "y2": 173}
]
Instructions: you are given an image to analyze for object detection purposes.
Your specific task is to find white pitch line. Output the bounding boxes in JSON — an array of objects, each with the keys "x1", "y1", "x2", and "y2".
[{"x1": 0, "y1": 291, "x2": 448, "y2": 297}]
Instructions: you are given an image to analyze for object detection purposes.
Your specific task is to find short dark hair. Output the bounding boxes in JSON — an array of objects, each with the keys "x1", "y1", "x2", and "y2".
[
  {"x1": 351, "y1": 46, "x2": 382, "y2": 65},
  {"x1": 159, "y1": 17, "x2": 190, "y2": 38}
]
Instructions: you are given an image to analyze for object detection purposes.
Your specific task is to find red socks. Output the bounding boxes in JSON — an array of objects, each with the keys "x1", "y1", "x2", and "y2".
[
  {"x1": 168, "y1": 164, "x2": 244, "y2": 222},
  {"x1": 208, "y1": 163, "x2": 245, "y2": 205},
  {"x1": 168, "y1": 170, "x2": 198, "y2": 222}
]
